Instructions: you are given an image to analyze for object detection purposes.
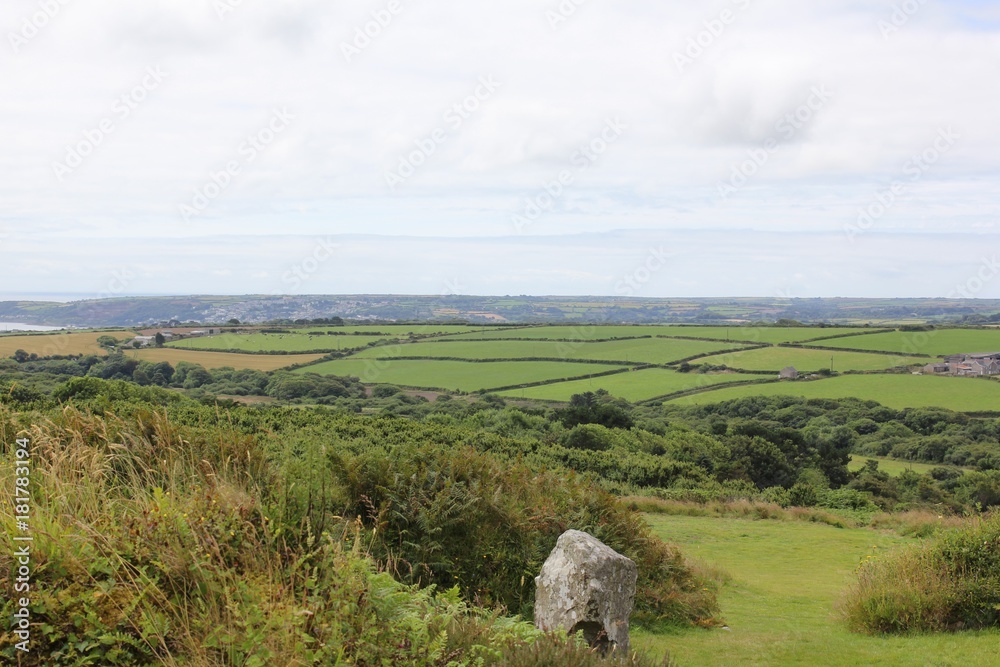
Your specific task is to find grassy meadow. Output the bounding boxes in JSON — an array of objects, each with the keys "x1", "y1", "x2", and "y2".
[
  {"x1": 694, "y1": 346, "x2": 926, "y2": 372},
  {"x1": 497, "y1": 369, "x2": 764, "y2": 402},
  {"x1": 132, "y1": 348, "x2": 326, "y2": 371},
  {"x1": 847, "y1": 455, "x2": 964, "y2": 477},
  {"x1": 666, "y1": 374, "x2": 1000, "y2": 412},
  {"x1": 634, "y1": 515, "x2": 1000, "y2": 667},
  {"x1": 349, "y1": 337, "x2": 749, "y2": 365},
  {"x1": 296, "y1": 358, "x2": 629, "y2": 391},
  {"x1": 439, "y1": 325, "x2": 866, "y2": 344},
  {"x1": 169, "y1": 332, "x2": 392, "y2": 352},
  {"x1": 808, "y1": 329, "x2": 1000, "y2": 357}
]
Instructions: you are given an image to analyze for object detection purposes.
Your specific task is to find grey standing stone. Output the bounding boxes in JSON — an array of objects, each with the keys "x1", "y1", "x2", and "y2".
[{"x1": 534, "y1": 529, "x2": 638, "y2": 655}]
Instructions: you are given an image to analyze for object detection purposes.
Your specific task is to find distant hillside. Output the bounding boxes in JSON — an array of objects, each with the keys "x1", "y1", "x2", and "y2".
[{"x1": 1, "y1": 294, "x2": 999, "y2": 328}]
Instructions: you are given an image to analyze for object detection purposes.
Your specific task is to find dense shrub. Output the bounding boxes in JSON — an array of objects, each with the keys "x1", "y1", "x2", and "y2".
[
  {"x1": 841, "y1": 515, "x2": 1000, "y2": 633},
  {"x1": 0, "y1": 405, "x2": 679, "y2": 665}
]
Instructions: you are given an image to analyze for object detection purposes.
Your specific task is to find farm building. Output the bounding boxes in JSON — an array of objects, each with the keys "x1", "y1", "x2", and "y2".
[
  {"x1": 924, "y1": 353, "x2": 1000, "y2": 377},
  {"x1": 778, "y1": 366, "x2": 798, "y2": 380}
]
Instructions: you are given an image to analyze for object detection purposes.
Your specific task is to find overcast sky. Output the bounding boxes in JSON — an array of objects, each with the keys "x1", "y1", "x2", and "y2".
[{"x1": 1, "y1": 0, "x2": 998, "y2": 300}]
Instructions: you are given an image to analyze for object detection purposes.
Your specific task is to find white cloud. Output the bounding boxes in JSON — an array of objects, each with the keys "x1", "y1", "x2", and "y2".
[{"x1": 0, "y1": 0, "x2": 997, "y2": 297}]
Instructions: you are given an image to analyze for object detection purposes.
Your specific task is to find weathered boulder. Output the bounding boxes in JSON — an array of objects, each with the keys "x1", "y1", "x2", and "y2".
[{"x1": 534, "y1": 529, "x2": 637, "y2": 655}]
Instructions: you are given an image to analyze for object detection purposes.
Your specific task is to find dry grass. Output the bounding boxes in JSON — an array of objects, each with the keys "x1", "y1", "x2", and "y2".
[{"x1": 0, "y1": 330, "x2": 132, "y2": 357}]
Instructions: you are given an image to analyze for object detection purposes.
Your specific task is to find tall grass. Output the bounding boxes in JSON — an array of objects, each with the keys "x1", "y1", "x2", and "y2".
[{"x1": 840, "y1": 514, "x2": 1000, "y2": 634}]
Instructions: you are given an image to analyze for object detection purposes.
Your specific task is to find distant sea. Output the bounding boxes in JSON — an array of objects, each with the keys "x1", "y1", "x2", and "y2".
[
  {"x1": 0, "y1": 322, "x2": 65, "y2": 331},
  {"x1": 0, "y1": 293, "x2": 90, "y2": 303}
]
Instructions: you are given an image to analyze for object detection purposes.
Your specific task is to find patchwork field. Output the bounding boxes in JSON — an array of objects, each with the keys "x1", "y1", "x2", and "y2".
[
  {"x1": 0, "y1": 330, "x2": 132, "y2": 357},
  {"x1": 348, "y1": 338, "x2": 749, "y2": 365},
  {"x1": 694, "y1": 346, "x2": 927, "y2": 372},
  {"x1": 439, "y1": 325, "x2": 866, "y2": 344},
  {"x1": 808, "y1": 329, "x2": 1000, "y2": 357},
  {"x1": 170, "y1": 333, "x2": 392, "y2": 352},
  {"x1": 497, "y1": 369, "x2": 763, "y2": 402},
  {"x1": 295, "y1": 358, "x2": 628, "y2": 392},
  {"x1": 667, "y1": 374, "x2": 1000, "y2": 412},
  {"x1": 132, "y1": 348, "x2": 325, "y2": 371},
  {"x1": 634, "y1": 515, "x2": 998, "y2": 667}
]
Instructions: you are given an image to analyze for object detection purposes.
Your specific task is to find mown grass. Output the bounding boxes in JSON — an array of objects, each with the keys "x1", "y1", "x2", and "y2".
[
  {"x1": 348, "y1": 338, "x2": 749, "y2": 365},
  {"x1": 667, "y1": 374, "x2": 1000, "y2": 412},
  {"x1": 0, "y1": 330, "x2": 132, "y2": 357},
  {"x1": 496, "y1": 369, "x2": 763, "y2": 403},
  {"x1": 808, "y1": 329, "x2": 1000, "y2": 357},
  {"x1": 296, "y1": 358, "x2": 629, "y2": 392},
  {"x1": 633, "y1": 515, "x2": 1000, "y2": 667},
  {"x1": 693, "y1": 346, "x2": 926, "y2": 372},
  {"x1": 132, "y1": 348, "x2": 326, "y2": 371}
]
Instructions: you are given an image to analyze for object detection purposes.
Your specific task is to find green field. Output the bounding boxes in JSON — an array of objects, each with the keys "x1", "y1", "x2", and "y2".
[
  {"x1": 808, "y1": 329, "x2": 1000, "y2": 357},
  {"x1": 133, "y1": 348, "x2": 326, "y2": 371},
  {"x1": 290, "y1": 324, "x2": 487, "y2": 336},
  {"x1": 694, "y1": 346, "x2": 927, "y2": 372},
  {"x1": 169, "y1": 333, "x2": 392, "y2": 352},
  {"x1": 295, "y1": 358, "x2": 628, "y2": 392},
  {"x1": 497, "y1": 369, "x2": 763, "y2": 402},
  {"x1": 635, "y1": 515, "x2": 998, "y2": 666},
  {"x1": 347, "y1": 338, "x2": 748, "y2": 365},
  {"x1": 667, "y1": 374, "x2": 1000, "y2": 412},
  {"x1": 847, "y1": 455, "x2": 963, "y2": 477},
  {"x1": 439, "y1": 325, "x2": 866, "y2": 344}
]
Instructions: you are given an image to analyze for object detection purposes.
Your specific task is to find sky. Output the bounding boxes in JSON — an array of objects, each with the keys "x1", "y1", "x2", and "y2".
[{"x1": 1, "y1": 0, "x2": 998, "y2": 300}]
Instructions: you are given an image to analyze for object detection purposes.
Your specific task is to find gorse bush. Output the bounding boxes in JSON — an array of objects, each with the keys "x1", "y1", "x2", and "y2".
[{"x1": 840, "y1": 514, "x2": 1000, "y2": 634}]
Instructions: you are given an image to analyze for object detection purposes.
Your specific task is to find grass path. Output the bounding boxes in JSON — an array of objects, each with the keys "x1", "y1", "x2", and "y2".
[{"x1": 634, "y1": 515, "x2": 1000, "y2": 666}]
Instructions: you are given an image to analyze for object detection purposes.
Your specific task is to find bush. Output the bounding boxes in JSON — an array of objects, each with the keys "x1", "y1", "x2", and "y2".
[{"x1": 840, "y1": 515, "x2": 1000, "y2": 633}]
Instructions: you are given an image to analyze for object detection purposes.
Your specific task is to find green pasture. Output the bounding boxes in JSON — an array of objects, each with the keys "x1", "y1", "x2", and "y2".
[
  {"x1": 169, "y1": 333, "x2": 391, "y2": 352},
  {"x1": 693, "y1": 346, "x2": 926, "y2": 372},
  {"x1": 847, "y1": 455, "x2": 964, "y2": 477},
  {"x1": 666, "y1": 374, "x2": 1000, "y2": 412},
  {"x1": 808, "y1": 329, "x2": 1000, "y2": 357},
  {"x1": 497, "y1": 369, "x2": 763, "y2": 403},
  {"x1": 635, "y1": 515, "x2": 998, "y2": 666},
  {"x1": 347, "y1": 338, "x2": 747, "y2": 365},
  {"x1": 439, "y1": 325, "x2": 865, "y2": 344},
  {"x1": 289, "y1": 324, "x2": 487, "y2": 336},
  {"x1": 294, "y1": 358, "x2": 628, "y2": 392}
]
